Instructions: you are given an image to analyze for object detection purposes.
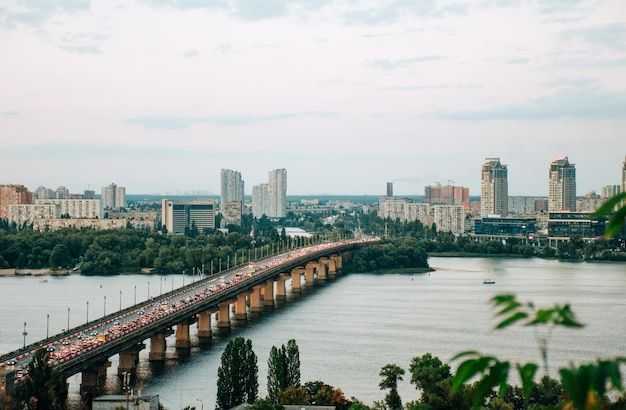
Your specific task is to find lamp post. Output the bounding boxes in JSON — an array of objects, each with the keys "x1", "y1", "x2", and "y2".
[
  {"x1": 67, "y1": 307, "x2": 70, "y2": 331},
  {"x1": 160, "y1": 277, "x2": 163, "y2": 295},
  {"x1": 22, "y1": 322, "x2": 27, "y2": 348},
  {"x1": 104, "y1": 295, "x2": 106, "y2": 316},
  {"x1": 119, "y1": 290, "x2": 122, "y2": 310},
  {"x1": 134, "y1": 285, "x2": 136, "y2": 305},
  {"x1": 227, "y1": 255, "x2": 230, "y2": 270},
  {"x1": 87, "y1": 301, "x2": 89, "y2": 323},
  {"x1": 147, "y1": 281, "x2": 150, "y2": 300},
  {"x1": 46, "y1": 314, "x2": 49, "y2": 339},
  {"x1": 197, "y1": 399, "x2": 204, "y2": 410}
]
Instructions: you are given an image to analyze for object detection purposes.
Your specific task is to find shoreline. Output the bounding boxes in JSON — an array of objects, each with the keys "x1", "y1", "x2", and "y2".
[{"x1": 0, "y1": 268, "x2": 75, "y2": 276}]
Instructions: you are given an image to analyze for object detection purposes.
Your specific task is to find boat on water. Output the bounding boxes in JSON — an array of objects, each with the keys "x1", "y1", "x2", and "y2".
[{"x1": 483, "y1": 278, "x2": 495, "y2": 284}]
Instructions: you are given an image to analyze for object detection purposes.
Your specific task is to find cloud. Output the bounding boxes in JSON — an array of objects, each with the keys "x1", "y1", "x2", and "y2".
[
  {"x1": 1, "y1": 111, "x2": 19, "y2": 116},
  {"x1": 183, "y1": 49, "x2": 199, "y2": 58},
  {"x1": 423, "y1": 87, "x2": 626, "y2": 121},
  {"x1": 3, "y1": 0, "x2": 90, "y2": 28},
  {"x1": 139, "y1": 0, "x2": 228, "y2": 11},
  {"x1": 60, "y1": 44, "x2": 101, "y2": 54},
  {"x1": 125, "y1": 111, "x2": 339, "y2": 129},
  {"x1": 560, "y1": 23, "x2": 626, "y2": 51},
  {"x1": 365, "y1": 55, "x2": 445, "y2": 70}
]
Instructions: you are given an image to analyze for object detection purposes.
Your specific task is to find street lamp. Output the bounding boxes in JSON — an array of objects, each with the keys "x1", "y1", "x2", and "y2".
[
  {"x1": 134, "y1": 285, "x2": 136, "y2": 305},
  {"x1": 46, "y1": 314, "x2": 49, "y2": 339},
  {"x1": 87, "y1": 301, "x2": 89, "y2": 323},
  {"x1": 104, "y1": 295, "x2": 106, "y2": 316},
  {"x1": 197, "y1": 398, "x2": 204, "y2": 410},
  {"x1": 147, "y1": 281, "x2": 150, "y2": 300},
  {"x1": 22, "y1": 322, "x2": 27, "y2": 348},
  {"x1": 119, "y1": 290, "x2": 122, "y2": 310},
  {"x1": 67, "y1": 307, "x2": 70, "y2": 331}
]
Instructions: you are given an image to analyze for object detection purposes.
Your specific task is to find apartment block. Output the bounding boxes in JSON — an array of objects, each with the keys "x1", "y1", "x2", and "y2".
[
  {"x1": 480, "y1": 158, "x2": 508, "y2": 216},
  {"x1": 161, "y1": 199, "x2": 216, "y2": 235}
]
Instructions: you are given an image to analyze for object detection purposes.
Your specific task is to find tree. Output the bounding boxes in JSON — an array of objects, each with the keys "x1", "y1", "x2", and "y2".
[
  {"x1": 14, "y1": 348, "x2": 67, "y2": 410},
  {"x1": 278, "y1": 386, "x2": 309, "y2": 405},
  {"x1": 216, "y1": 337, "x2": 259, "y2": 409},
  {"x1": 379, "y1": 364, "x2": 404, "y2": 410},
  {"x1": 267, "y1": 339, "x2": 301, "y2": 403}
]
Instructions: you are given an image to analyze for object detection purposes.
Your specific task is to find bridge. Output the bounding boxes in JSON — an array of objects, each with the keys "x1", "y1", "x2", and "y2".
[{"x1": 0, "y1": 238, "x2": 379, "y2": 397}]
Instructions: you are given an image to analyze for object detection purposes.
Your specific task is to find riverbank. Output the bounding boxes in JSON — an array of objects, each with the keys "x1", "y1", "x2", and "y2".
[{"x1": 0, "y1": 268, "x2": 75, "y2": 276}]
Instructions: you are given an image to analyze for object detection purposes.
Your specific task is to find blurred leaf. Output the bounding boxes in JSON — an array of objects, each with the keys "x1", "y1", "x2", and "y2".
[
  {"x1": 495, "y1": 311, "x2": 528, "y2": 329},
  {"x1": 517, "y1": 362, "x2": 538, "y2": 402}
]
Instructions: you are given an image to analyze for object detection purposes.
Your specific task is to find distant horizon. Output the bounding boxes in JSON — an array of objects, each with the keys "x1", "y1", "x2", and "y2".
[{"x1": 2, "y1": 1, "x2": 624, "y2": 198}]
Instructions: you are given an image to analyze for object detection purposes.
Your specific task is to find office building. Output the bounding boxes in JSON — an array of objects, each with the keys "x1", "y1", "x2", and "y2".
[
  {"x1": 480, "y1": 158, "x2": 508, "y2": 216},
  {"x1": 220, "y1": 169, "x2": 244, "y2": 208},
  {"x1": 268, "y1": 168, "x2": 287, "y2": 218},
  {"x1": 548, "y1": 156, "x2": 576, "y2": 212},
  {"x1": 101, "y1": 183, "x2": 126, "y2": 210},
  {"x1": 0, "y1": 184, "x2": 33, "y2": 220},
  {"x1": 161, "y1": 199, "x2": 216, "y2": 235},
  {"x1": 547, "y1": 212, "x2": 606, "y2": 248}
]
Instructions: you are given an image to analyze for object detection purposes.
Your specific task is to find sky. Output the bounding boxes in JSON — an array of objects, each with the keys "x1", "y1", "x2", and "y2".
[{"x1": 1, "y1": 0, "x2": 625, "y2": 197}]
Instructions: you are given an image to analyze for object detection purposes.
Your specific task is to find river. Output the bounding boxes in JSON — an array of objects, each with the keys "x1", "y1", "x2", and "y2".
[{"x1": 1, "y1": 257, "x2": 625, "y2": 409}]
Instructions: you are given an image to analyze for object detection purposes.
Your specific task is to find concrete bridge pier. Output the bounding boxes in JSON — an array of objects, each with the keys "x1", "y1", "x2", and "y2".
[
  {"x1": 175, "y1": 319, "x2": 194, "y2": 348},
  {"x1": 291, "y1": 268, "x2": 304, "y2": 293},
  {"x1": 217, "y1": 300, "x2": 234, "y2": 328},
  {"x1": 332, "y1": 254, "x2": 342, "y2": 272},
  {"x1": 80, "y1": 360, "x2": 110, "y2": 396},
  {"x1": 249, "y1": 286, "x2": 263, "y2": 313},
  {"x1": 317, "y1": 259, "x2": 328, "y2": 280},
  {"x1": 234, "y1": 292, "x2": 250, "y2": 320},
  {"x1": 275, "y1": 274, "x2": 289, "y2": 301},
  {"x1": 120, "y1": 344, "x2": 145, "y2": 373},
  {"x1": 148, "y1": 331, "x2": 172, "y2": 361},
  {"x1": 305, "y1": 262, "x2": 317, "y2": 283},
  {"x1": 197, "y1": 309, "x2": 215, "y2": 338},
  {"x1": 263, "y1": 280, "x2": 274, "y2": 307}
]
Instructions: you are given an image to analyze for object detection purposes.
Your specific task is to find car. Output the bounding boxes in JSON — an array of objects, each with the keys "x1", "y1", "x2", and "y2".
[
  {"x1": 6, "y1": 360, "x2": 16, "y2": 366},
  {"x1": 62, "y1": 340, "x2": 71, "y2": 345},
  {"x1": 113, "y1": 320, "x2": 121, "y2": 325},
  {"x1": 46, "y1": 346, "x2": 55, "y2": 352},
  {"x1": 90, "y1": 331, "x2": 98, "y2": 336}
]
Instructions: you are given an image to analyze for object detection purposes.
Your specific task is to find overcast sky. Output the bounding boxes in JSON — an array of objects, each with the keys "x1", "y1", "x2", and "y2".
[{"x1": 1, "y1": 0, "x2": 625, "y2": 197}]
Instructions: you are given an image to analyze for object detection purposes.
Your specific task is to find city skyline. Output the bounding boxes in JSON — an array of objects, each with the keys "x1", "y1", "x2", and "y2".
[{"x1": 1, "y1": 0, "x2": 625, "y2": 196}]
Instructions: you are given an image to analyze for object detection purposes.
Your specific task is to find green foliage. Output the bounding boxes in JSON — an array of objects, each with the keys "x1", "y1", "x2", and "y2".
[
  {"x1": 452, "y1": 294, "x2": 626, "y2": 410},
  {"x1": 267, "y1": 339, "x2": 301, "y2": 403},
  {"x1": 379, "y1": 364, "x2": 405, "y2": 410},
  {"x1": 345, "y1": 237, "x2": 429, "y2": 272},
  {"x1": 249, "y1": 398, "x2": 284, "y2": 410},
  {"x1": 14, "y1": 348, "x2": 67, "y2": 410},
  {"x1": 216, "y1": 337, "x2": 259, "y2": 410},
  {"x1": 592, "y1": 192, "x2": 626, "y2": 239},
  {"x1": 277, "y1": 386, "x2": 309, "y2": 405}
]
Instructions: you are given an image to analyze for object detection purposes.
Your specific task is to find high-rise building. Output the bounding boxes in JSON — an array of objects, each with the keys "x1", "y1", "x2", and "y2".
[
  {"x1": 220, "y1": 169, "x2": 244, "y2": 208},
  {"x1": 548, "y1": 156, "x2": 576, "y2": 212},
  {"x1": 252, "y1": 183, "x2": 269, "y2": 218},
  {"x1": 161, "y1": 199, "x2": 216, "y2": 235},
  {"x1": 386, "y1": 182, "x2": 393, "y2": 198},
  {"x1": 0, "y1": 184, "x2": 33, "y2": 219},
  {"x1": 101, "y1": 183, "x2": 126, "y2": 210},
  {"x1": 480, "y1": 158, "x2": 508, "y2": 216},
  {"x1": 424, "y1": 183, "x2": 470, "y2": 207},
  {"x1": 622, "y1": 156, "x2": 626, "y2": 198},
  {"x1": 268, "y1": 168, "x2": 287, "y2": 218}
]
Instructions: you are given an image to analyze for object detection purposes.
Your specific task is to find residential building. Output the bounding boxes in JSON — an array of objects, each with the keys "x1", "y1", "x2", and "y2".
[
  {"x1": 101, "y1": 183, "x2": 126, "y2": 210},
  {"x1": 161, "y1": 199, "x2": 216, "y2": 235},
  {"x1": 424, "y1": 183, "x2": 470, "y2": 207},
  {"x1": 55, "y1": 186, "x2": 69, "y2": 199},
  {"x1": 480, "y1": 158, "x2": 508, "y2": 216},
  {"x1": 220, "y1": 169, "x2": 244, "y2": 208},
  {"x1": 268, "y1": 168, "x2": 287, "y2": 218},
  {"x1": 534, "y1": 198, "x2": 548, "y2": 213},
  {"x1": 601, "y1": 185, "x2": 621, "y2": 199},
  {"x1": 0, "y1": 184, "x2": 33, "y2": 219},
  {"x1": 379, "y1": 197, "x2": 464, "y2": 233},
  {"x1": 221, "y1": 201, "x2": 242, "y2": 227},
  {"x1": 548, "y1": 156, "x2": 576, "y2": 212},
  {"x1": 9, "y1": 203, "x2": 60, "y2": 226},
  {"x1": 34, "y1": 198, "x2": 103, "y2": 219},
  {"x1": 34, "y1": 186, "x2": 55, "y2": 199},
  {"x1": 252, "y1": 183, "x2": 269, "y2": 218}
]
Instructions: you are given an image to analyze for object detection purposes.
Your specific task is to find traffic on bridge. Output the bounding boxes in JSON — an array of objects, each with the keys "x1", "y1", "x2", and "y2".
[{"x1": 0, "y1": 237, "x2": 379, "y2": 397}]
